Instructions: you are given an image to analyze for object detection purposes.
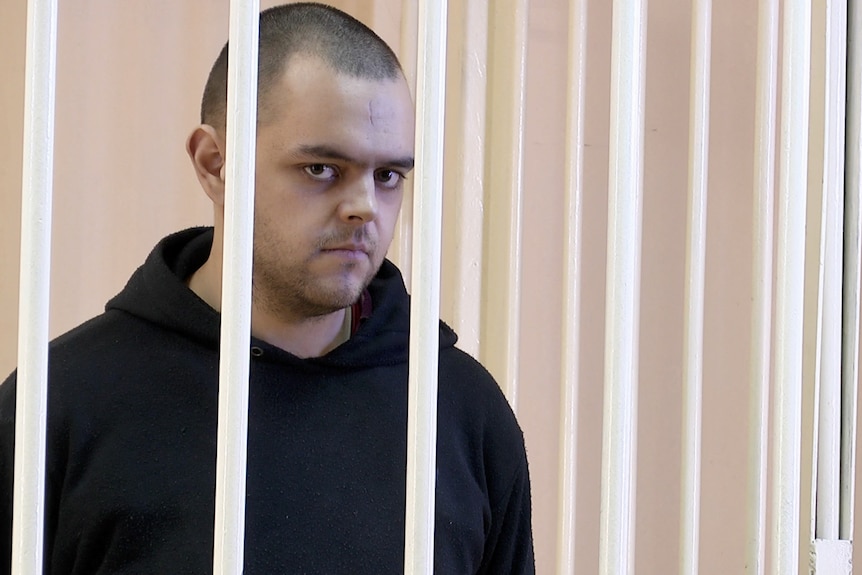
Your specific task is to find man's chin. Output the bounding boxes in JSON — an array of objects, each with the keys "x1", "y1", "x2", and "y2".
[
  {"x1": 312, "y1": 279, "x2": 366, "y2": 309},
  {"x1": 307, "y1": 260, "x2": 378, "y2": 304}
]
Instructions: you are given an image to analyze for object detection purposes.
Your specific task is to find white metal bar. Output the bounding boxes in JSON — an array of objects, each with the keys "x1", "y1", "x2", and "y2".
[
  {"x1": 212, "y1": 1, "x2": 258, "y2": 573},
  {"x1": 840, "y1": 0, "x2": 862, "y2": 541},
  {"x1": 809, "y1": 539, "x2": 853, "y2": 574},
  {"x1": 480, "y1": 0, "x2": 529, "y2": 410},
  {"x1": 679, "y1": 1, "x2": 712, "y2": 573},
  {"x1": 771, "y1": 0, "x2": 812, "y2": 572},
  {"x1": 403, "y1": 1, "x2": 447, "y2": 573},
  {"x1": 799, "y1": 0, "x2": 824, "y2": 554},
  {"x1": 440, "y1": 0, "x2": 488, "y2": 358},
  {"x1": 814, "y1": 0, "x2": 847, "y2": 542},
  {"x1": 11, "y1": 0, "x2": 58, "y2": 573},
  {"x1": 745, "y1": 0, "x2": 779, "y2": 572},
  {"x1": 555, "y1": 0, "x2": 587, "y2": 573},
  {"x1": 599, "y1": 0, "x2": 647, "y2": 573}
]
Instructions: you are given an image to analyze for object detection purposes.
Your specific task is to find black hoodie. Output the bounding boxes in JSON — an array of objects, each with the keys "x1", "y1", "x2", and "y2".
[{"x1": 0, "y1": 228, "x2": 534, "y2": 574}]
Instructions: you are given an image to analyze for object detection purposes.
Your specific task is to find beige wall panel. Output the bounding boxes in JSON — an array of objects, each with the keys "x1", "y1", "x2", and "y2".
[
  {"x1": 699, "y1": 3, "x2": 759, "y2": 573},
  {"x1": 0, "y1": 0, "x2": 26, "y2": 379},
  {"x1": 519, "y1": 2, "x2": 569, "y2": 572},
  {"x1": 638, "y1": 0, "x2": 691, "y2": 572},
  {"x1": 48, "y1": 1, "x2": 223, "y2": 347},
  {"x1": 571, "y1": 2, "x2": 614, "y2": 573}
]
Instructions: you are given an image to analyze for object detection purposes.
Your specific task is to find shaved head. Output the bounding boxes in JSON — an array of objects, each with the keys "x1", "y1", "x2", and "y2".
[{"x1": 200, "y1": 2, "x2": 404, "y2": 132}]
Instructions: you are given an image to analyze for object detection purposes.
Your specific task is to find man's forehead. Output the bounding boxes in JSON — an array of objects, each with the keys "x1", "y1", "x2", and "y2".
[{"x1": 262, "y1": 61, "x2": 413, "y2": 123}]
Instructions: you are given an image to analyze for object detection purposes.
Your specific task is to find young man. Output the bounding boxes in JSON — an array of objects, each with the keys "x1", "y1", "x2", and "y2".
[{"x1": 0, "y1": 4, "x2": 534, "y2": 573}]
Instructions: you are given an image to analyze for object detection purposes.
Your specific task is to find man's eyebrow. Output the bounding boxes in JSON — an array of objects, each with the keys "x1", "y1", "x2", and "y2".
[
  {"x1": 385, "y1": 156, "x2": 415, "y2": 170},
  {"x1": 296, "y1": 144, "x2": 414, "y2": 170}
]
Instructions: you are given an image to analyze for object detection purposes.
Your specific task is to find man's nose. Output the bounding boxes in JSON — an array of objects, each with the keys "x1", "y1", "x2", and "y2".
[{"x1": 339, "y1": 174, "x2": 378, "y2": 223}]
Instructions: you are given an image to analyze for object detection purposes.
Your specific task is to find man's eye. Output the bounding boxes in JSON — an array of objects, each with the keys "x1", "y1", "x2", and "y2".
[
  {"x1": 375, "y1": 169, "x2": 404, "y2": 189},
  {"x1": 304, "y1": 164, "x2": 337, "y2": 180}
]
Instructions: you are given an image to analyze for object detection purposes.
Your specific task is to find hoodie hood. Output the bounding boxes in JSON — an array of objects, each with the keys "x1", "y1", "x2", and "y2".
[{"x1": 106, "y1": 227, "x2": 458, "y2": 369}]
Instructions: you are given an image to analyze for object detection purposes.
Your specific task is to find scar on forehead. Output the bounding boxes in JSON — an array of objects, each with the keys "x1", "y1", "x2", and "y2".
[{"x1": 368, "y1": 99, "x2": 392, "y2": 127}]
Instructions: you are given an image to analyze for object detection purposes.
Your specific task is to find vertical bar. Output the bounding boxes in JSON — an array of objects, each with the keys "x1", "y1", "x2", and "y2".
[
  {"x1": 679, "y1": 1, "x2": 712, "y2": 573},
  {"x1": 814, "y1": 0, "x2": 847, "y2": 543},
  {"x1": 440, "y1": 0, "x2": 488, "y2": 358},
  {"x1": 746, "y1": 0, "x2": 779, "y2": 572},
  {"x1": 599, "y1": 0, "x2": 647, "y2": 573},
  {"x1": 840, "y1": 0, "x2": 862, "y2": 541},
  {"x1": 11, "y1": 0, "x2": 58, "y2": 573},
  {"x1": 555, "y1": 0, "x2": 587, "y2": 573},
  {"x1": 211, "y1": 0, "x2": 258, "y2": 573},
  {"x1": 403, "y1": 1, "x2": 447, "y2": 573},
  {"x1": 480, "y1": 0, "x2": 529, "y2": 409},
  {"x1": 771, "y1": 0, "x2": 811, "y2": 572},
  {"x1": 810, "y1": 539, "x2": 853, "y2": 573}
]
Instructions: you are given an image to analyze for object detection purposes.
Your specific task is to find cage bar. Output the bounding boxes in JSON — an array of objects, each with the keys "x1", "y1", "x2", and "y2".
[
  {"x1": 480, "y1": 0, "x2": 529, "y2": 409},
  {"x1": 440, "y1": 0, "x2": 488, "y2": 359},
  {"x1": 814, "y1": 0, "x2": 847, "y2": 543},
  {"x1": 11, "y1": 0, "x2": 58, "y2": 573},
  {"x1": 840, "y1": 0, "x2": 862, "y2": 543},
  {"x1": 403, "y1": 1, "x2": 448, "y2": 573},
  {"x1": 211, "y1": 0, "x2": 259, "y2": 573},
  {"x1": 679, "y1": 1, "x2": 712, "y2": 572},
  {"x1": 598, "y1": 0, "x2": 648, "y2": 573},
  {"x1": 555, "y1": 0, "x2": 588, "y2": 573},
  {"x1": 745, "y1": 0, "x2": 779, "y2": 572},
  {"x1": 770, "y1": 0, "x2": 812, "y2": 573}
]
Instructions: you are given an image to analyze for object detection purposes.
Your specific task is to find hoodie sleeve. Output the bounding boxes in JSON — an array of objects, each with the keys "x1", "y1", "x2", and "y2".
[
  {"x1": 477, "y1": 456, "x2": 535, "y2": 574},
  {"x1": 0, "y1": 375, "x2": 16, "y2": 575}
]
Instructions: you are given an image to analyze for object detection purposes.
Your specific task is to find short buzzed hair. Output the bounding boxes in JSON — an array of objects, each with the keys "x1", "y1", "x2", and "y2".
[{"x1": 200, "y1": 2, "x2": 403, "y2": 131}]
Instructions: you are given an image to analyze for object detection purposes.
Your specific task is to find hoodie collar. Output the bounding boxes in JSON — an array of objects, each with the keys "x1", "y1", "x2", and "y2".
[{"x1": 106, "y1": 227, "x2": 457, "y2": 369}]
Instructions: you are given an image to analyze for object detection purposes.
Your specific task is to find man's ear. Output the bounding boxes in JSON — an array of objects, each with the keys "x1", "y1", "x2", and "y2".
[{"x1": 186, "y1": 125, "x2": 226, "y2": 206}]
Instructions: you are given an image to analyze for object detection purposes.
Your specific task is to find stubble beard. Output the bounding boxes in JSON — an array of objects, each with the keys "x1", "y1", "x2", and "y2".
[{"x1": 251, "y1": 228, "x2": 381, "y2": 322}]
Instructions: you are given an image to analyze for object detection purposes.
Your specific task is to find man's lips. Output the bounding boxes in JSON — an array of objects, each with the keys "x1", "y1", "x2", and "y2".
[
  {"x1": 321, "y1": 244, "x2": 370, "y2": 258},
  {"x1": 323, "y1": 243, "x2": 369, "y2": 252}
]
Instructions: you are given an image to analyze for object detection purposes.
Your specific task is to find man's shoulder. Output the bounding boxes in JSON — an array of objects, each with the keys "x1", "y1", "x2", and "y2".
[
  {"x1": 437, "y1": 345, "x2": 525, "y2": 444},
  {"x1": 37, "y1": 308, "x2": 182, "y2": 396},
  {"x1": 438, "y1": 346, "x2": 501, "y2": 398},
  {"x1": 2, "y1": 310, "x2": 124, "y2": 380},
  {"x1": 49, "y1": 308, "x2": 149, "y2": 358},
  {"x1": 435, "y1": 345, "x2": 529, "y2": 528}
]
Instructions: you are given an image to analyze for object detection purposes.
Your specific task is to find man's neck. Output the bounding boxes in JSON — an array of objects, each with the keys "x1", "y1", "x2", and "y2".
[{"x1": 250, "y1": 304, "x2": 349, "y2": 358}]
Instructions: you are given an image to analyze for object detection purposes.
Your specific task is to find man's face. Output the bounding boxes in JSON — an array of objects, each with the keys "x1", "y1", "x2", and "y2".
[{"x1": 250, "y1": 55, "x2": 415, "y2": 321}]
